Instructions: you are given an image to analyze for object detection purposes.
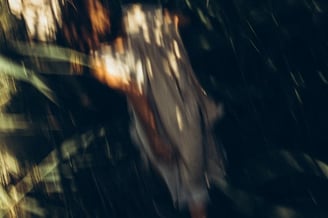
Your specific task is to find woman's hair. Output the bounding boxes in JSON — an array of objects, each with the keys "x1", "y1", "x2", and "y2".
[{"x1": 61, "y1": 0, "x2": 110, "y2": 52}]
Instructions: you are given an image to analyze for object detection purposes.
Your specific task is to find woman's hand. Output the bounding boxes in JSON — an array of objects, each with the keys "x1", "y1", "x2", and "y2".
[
  {"x1": 90, "y1": 37, "x2": 143, "y2": 95},
  {"x1": 91, "y1": 55, "x2": 128, "y2": 91}
]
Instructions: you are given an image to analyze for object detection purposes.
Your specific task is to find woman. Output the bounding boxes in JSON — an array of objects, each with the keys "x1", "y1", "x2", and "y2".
[{"x1": 91, "y1": 3, "x2": 227, "y2": 218}]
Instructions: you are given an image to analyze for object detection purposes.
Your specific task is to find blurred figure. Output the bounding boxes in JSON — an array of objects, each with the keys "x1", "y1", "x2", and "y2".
[{"x1": 91, "y1": 3, "x2": 227, "y2": 218}]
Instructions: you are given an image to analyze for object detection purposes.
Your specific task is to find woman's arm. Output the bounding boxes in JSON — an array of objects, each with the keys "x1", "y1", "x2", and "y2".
[{"x1": 91, "y1": 38, "x2": 173, "y2": 160}]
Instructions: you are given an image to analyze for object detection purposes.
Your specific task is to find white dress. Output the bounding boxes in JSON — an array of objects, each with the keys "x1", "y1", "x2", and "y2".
[{"x1": 98, "y1": 4, "x2": 226, "y2": 208}]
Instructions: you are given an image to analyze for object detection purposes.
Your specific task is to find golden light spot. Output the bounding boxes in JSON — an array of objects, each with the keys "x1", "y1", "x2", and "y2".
[
  {"x1": 125, "y1": 4, "x2": 146, "y2": 35},
  {"x1": 154, "y1": 28, "x2": 163, "y2": 46},
  {"x1": 8, "y1": 0, "x2": 62, "y2": 41},
  {"x1": 102, "y1": 50, "x2": 130, "y2": 84},
  {"x1": 168, "y1": 51, "x2": 179, "y2": 78},
  {"x1": 176, "y1": 106, "x2": 183, "y2": 131},
  {"x1": 146, "y1": 57, "x2": 153, "y2": 78},
  {"x1": 135, "y1": 59, "x2": 144, "y2": 93},
  {"x1": 143, "y1": 27, "x2": 150, "y2": 43},
  {"x1": 7, "y1": 0, "x2": 23, "y2": 17},
  {"x1": 173, "y1": 40, "x2": 181, "y2": 59}
]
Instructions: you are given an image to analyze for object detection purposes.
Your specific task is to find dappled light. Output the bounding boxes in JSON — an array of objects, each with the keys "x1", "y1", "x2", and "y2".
[{"x1": 0, "y1": 0, "x2": 327, "y2": 218}]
